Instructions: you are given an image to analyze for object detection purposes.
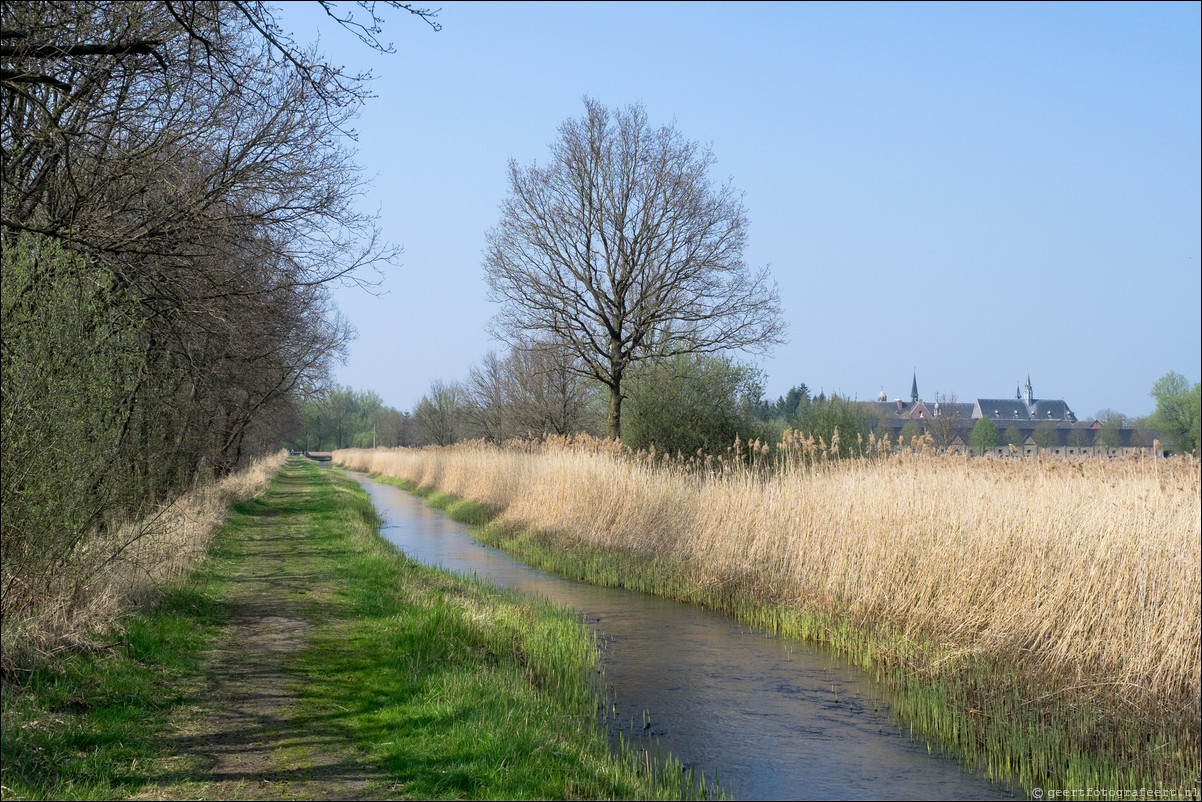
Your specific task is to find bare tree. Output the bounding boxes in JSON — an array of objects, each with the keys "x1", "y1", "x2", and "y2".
[
  {"x1": 507, "y1": 342, "x2": 603, "y2": 437},
  {"x1": 2, "y1": 2, "x2": 405, "y2": 290},
  {"x1": 1032, "y1": 420, "x2": 1061, "y2": 452},
  {"x1": 484, "y1": 98, "x2": 787, "y2": 439},
  {"x1": 0, "y1": 0, "x2": 434, "y2": 487},
  {"x1": 1003, "y1": 425, "x2": 1026, "y2": 450},
  {"x1": 414, "y1": 380, "x2": 466, "y2": 446},
  {"x1": 1067, "y1": 425, "x2": 1092, "y2": 449},
  {"x1": 464, "y1": 344, "x2": 603, "y2": 442},
  {"x1": 926, "y1": 392, "x2": 965, "y2": 451},
  {"x1": 464, "y1": 351, "x2": 514, "y2": 442}
]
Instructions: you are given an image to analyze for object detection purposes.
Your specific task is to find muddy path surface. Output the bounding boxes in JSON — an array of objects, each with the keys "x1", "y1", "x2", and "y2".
[
  {"x1": 127, "y1": 459, "x2": 664, "y2": 802},
  {"x1": 139, "y1": 478, "x2": 393, "y2": 800}
]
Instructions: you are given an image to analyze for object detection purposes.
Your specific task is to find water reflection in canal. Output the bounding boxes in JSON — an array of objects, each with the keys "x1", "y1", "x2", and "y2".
[{"x1": 350, "y1": 472, "x2": 1020, "y2": 801}]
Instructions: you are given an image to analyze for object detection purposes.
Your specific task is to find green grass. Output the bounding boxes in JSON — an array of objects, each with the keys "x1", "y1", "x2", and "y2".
[
  {"x1": 0, "y1": 537, "x2": 234, "y2": 799},
  {"x1": 286, "y1": 466, "x2": 689, "y2": 799},
  {"x1": 387, "y1": 480, "x2": 1200, "y2": 798},
  {"x1": 2, "y1": 460, "x2": 702, "y2": 800},
  {"x1": 369, "y1": 474, "x2": 496, "y2": 526}
]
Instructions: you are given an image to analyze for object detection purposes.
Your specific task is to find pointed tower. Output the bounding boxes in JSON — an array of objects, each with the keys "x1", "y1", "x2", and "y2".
[
  {"x1": 1024, "y1": 374, "x2": 1034, "y2": 407},
  {"x1": 911, "y1": 372, "x2": 919, "y2": 406}
]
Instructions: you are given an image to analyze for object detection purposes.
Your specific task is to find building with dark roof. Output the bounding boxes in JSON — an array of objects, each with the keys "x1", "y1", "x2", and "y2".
[
  {"x1": 861, "y1": 374, "x2": 1161, "y2": 456},
  {"x1": 971, "y1": 376, "x2": 1076, "y2": 423}
]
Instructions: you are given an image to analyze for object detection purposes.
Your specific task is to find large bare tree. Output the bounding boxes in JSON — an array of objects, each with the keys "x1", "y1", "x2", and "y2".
[{"x1": 484, "y1": 99, "x2": 787, "y2": 439}]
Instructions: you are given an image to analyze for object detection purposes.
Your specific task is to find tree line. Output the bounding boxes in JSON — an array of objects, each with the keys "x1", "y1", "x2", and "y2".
[
  {"x1": 395, "y1": 353, "x2": 1199, "y2": 460},
  {"x1": 397, "y1": 345, "x2": 872, "y2": 460},
  {"x1": 1, "y1": 2, "x2": 434, "y2": 619},
  {"x1": 287, "y1": 386, "x2": 412, "y2": 452}
]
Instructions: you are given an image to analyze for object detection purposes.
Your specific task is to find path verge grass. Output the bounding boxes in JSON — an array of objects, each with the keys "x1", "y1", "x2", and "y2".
[
  {"x1": 3, "y1": 458, "x2": 691, "y2": 800},
  {"x1": 1, "y1": 538, "x2": 233, "y2": 799}
]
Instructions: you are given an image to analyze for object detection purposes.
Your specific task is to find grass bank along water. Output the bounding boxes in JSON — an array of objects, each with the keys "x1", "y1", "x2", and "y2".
[
  {"x1": 2, "y1": 458, "x2": 691, "y2": 800},
  {"x1": 334, "y1": 440, "x2": 1202, "y2": 796}
]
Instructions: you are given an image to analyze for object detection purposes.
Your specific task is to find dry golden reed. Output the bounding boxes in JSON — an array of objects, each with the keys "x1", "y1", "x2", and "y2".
[
  {"x1": 1, "y1": 450, "x2": 288, "y2": 671},
  {"x1": 336, "y1": 440, "x2": 1200, "y2": 721}
]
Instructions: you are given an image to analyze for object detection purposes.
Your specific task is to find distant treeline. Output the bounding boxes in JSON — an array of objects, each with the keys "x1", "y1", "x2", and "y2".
[
  {"x1": 396, "y1": 348, "x2": 1199, "y2": 459},
  {"x1": 390, "y1": 348, "x2": 882, "y2": 459},
  {"x1": 287, "y1": 387, "x2": 413, "y2": 452}
]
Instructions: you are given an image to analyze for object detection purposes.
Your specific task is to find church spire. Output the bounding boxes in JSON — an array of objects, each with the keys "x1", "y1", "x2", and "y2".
[
  {"x1": 1024, "y1": 373, "x2": 1034, "y2": 407},
  {"x1": 911, "y1": 372, "x2": 919, "y2": 405}
]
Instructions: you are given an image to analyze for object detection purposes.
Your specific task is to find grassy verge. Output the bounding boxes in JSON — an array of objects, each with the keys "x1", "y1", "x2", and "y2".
[
  {"x1": 364, "y1": 471, "x2": 1199, "y2": 797},
  {"x1": 0, "y1": 546, "x2": 233, "y2": 799},
  {"x1": 1, "y1": 451, "x2": 286, "y2": 678},
  {"x1": 2, "y1": 459, "x2": 696, "y2": 800}
]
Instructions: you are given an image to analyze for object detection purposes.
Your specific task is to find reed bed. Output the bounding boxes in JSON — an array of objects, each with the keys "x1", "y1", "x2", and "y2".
[
  {"x1": 1, "y1": 450, "x2": 288, "y2": 674},
  {"x1": 336, "y1": 439, "x2": 1200, "y2": 790}
]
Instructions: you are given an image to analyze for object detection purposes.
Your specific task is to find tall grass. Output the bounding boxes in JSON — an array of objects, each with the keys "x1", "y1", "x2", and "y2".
[
  {"x1": 335, "y1": 439, "x2": 1201, "y2": 791},
  {"x1": 1, "y1": 451, "x2": 288, "y2": 675}
]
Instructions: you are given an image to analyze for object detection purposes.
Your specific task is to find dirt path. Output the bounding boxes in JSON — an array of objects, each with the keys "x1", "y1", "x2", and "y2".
[{"x1": 139, "y1": 479, "x2": 391, "y2": 801}]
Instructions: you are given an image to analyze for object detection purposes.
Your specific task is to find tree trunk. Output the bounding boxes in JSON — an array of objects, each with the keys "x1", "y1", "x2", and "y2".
[
  {"x1": 607, "y1": 385, "x2": 622, "y2": 441},
  {"x1": 606, "y1": 360, "x2": 624, "y2": 440}
]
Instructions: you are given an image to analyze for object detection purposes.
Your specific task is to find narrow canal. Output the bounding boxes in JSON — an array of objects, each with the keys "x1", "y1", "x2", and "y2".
[{"x1": 349, "y1": 471, "x2": 1021, "y2": 801}]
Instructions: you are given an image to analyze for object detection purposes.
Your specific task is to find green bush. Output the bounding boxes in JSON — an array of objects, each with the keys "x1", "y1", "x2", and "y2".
[
  {"x1": 791, "y1": 394, "x2": 873, "y2": 458},
  {"x1": 1, "y1": 233, "x2": 143, "y2": 617},
  {"x1": 622, "y1": 354, "x2": 771, "y2": 455}
]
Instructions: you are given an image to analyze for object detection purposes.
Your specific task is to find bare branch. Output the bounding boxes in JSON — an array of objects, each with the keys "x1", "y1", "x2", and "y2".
[
  {"x1": 484, "y1": 98, "x2": 787, "y2": 438},
  {"x1": 1, "y1": 0, "x2": 434, "y2": 622}
]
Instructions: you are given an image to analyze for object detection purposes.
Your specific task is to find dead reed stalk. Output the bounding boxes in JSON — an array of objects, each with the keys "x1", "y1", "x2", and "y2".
[
  {"x1": 336, "y1": 442, "x2": 1200, "y2": 723},
  {"x1": 1, "y1": 451, "x2": 288, "y2": 674}
]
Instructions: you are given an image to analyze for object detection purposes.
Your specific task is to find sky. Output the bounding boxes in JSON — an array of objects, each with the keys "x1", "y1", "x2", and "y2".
[{"x1": 281, "y1": 1, "x2": 1200, "y2": 420}]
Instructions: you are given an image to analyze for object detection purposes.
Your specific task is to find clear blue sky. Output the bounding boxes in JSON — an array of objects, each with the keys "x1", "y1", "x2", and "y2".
[{"x1": 282, "y1": 1, "x2": 1200, "y2": 419}]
